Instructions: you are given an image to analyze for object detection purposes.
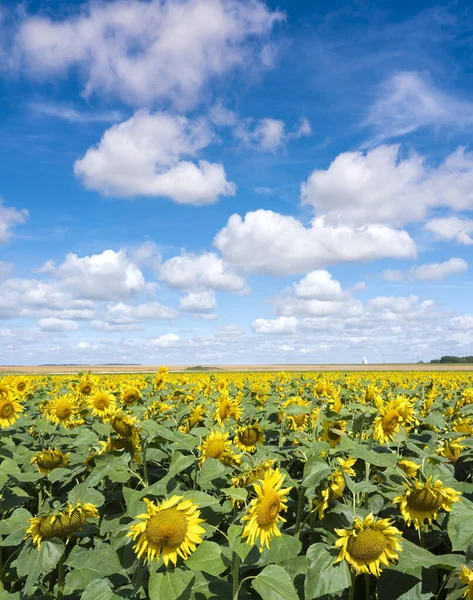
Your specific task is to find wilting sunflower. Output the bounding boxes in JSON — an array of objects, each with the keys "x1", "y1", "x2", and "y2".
[
  {"x1": 128, "y1": 496, "x2": 205, "y2": 566},
  {"x1": 232, "y1": 459, "x2": 276, "y2": 490},
  {"x1": 437, "y1": 439, "x2": 466, "y2": 463},
  {"x1": 26, "y1": 501, "x2": 98, "y2": 550},
  {"x1": 394, "y1": 476, "x2": 461, "y2": 529},
  {"x1": 31, "y1": 448, "x2": 69, "y2": 475},
  {"x1": 234, "y1": 423, "x2": 264, "y2": 453},
  {"x1": 0, "y1": 396, "x2": 24, "y2": 428},
  {"x1": 121, "y1": 385, "x2": 141, "y2": 406},
  {"x1": 320, "y1": 420, "x2": 346, "y2": 448},
  {"x1": 335, "y1": 514, "x2": 402, "y2": 577},
  {"x1": 460, "y1": 566, "x2": 473, "y2": 600},
  {"x1": 313, "y1": 457, "x2": 356, "y2": 519},
  {"x1": 397, "y1": 459, "x2": 421, "y2": 479},
  {"x1": 88, "y1": 390, "x2": 116, "y2": 419},
  {"x1": 109, "y1": 411, "x2": 138, "y2": 438},
  {"x1": 43, "y1": 394, "x2": 82, "y2": 429},
  {"x1": 242, "y1": 468, "x2": 292, "y2": 551}
]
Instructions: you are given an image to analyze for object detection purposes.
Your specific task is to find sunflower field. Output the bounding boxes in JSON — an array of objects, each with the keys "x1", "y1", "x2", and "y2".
[{"x1": 1, "y1": 368, "x2": 473, "y2": 600}]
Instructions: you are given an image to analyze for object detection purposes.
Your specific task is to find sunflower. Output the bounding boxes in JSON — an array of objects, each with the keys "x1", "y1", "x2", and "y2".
[
  {"x1": 179, "y1": 404, "x2": 206, "y2": 433},
  {"x1": 14, "y1": 377, "x2": 29, "y2": 394},
  {"x1": 128, "y1": 496, "x2": 205, "y2": 566},
  {"x1": 397, "y1": 459, "x2": 421, "y2": 479},
  {"x1": 460, "y1": 566, "x2": 473, "y2": 600},
  {"x1": 43, "y1": 394, "x2": 82, "y2": 429},
  {"x1": 231, "y1": 459, "x2": 276, "y2": 490},
  {"x1": 109, "y1": 411, "x2": 138, "y2": 438},
  {"x1": 78, "y1": 375, "x2": 94, "y2": 397},
  {"x1": 154, "y1": 367, "x2": 169, "y2": 390},
  {"x1": 215, "y1": 393, "x2": 242, "y2": 426},
  {"x1": 0, "y1": 383, "x2": 13, "y2": 400},
  {"x1": 393, "y1": 476, "x2": 461, "y2": 529},
  {"x1": 144, "y1": 399, "x2": 172, "y2": 420},
  {"x1": 373, "y1": 401, "x2": 404, "y2": 444},
  {"x1": 199, "y1": 430, "x2": 241, "y2": 466},
  {"x1": 88, "y1": 390, "x2": 116, "y2": 419},
  {"x1": 437, "y1": 439, "x2": 466, "y2": 463},
  {"x1": 99, "y1": 433, "x2": 142, "y2": 463},
  {"x1": 234, "y1": 423, "x2": 264, "y2": 453},
  {"x1": 0, "y1": 396, "x2": 24, "y2": 428},
  {"x1": 121, "y1": 385, "x2": 141, "y2": 406},
  {"x1": 280, "y1": 396, "x2": 311, "y2": 431},
  {"x1": 313, "y1": 457, "x2": 356, "y2": 519},
  {"x1": 334, "y1": 514, "x2": 402, "y2": 576},
  {"x1": 26, "y1": 501, "x2": 98, "y2": 550},
  {"x1": 453, "y1": 418, "x2": 473, "y2": 436},
  {"x1": 320, "y1": 420, "x2": 346, "y2": 448},
  {"x1": 242, "y1": 468, "x2": 292, "y2": 551},
  {"x1": 31, "y1": 448, "x2": 69, "y2": 475}
]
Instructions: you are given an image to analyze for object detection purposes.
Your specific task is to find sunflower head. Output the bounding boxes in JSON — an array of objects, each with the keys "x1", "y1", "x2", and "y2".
[
  {"x1": 242, "y1": 468, "x2": 292, "y2": 551},
  {"x1": 44, "y1": 394, "x2": 82, "y2": 429},
  {"x1": 32, "y1": 448, "x2": 69, "y2": 475},
  {"x1": 198, "y1": 430, "x2": 232, "y2": 464},
  {"x1": 88, "y1": 390, "x2": 116, "y2": 418},
  {"x1": 127, "y1": 495, "x2": 205, "y2": 566},
  {"x1": 321, "y1": 420, "x2": 346, "y2": 447},
  {"x1": 180, "y1": 404, "x2": 206, "y2": 433},
  {"x1": 397, "y1": 459, "x2": 421, "y2": 479},
  {"x1": 460, "y1": 565, "x2": 473, "y2": 600},
  {"x1": 26, "y1": 501, "x2": 98, "y2": 550},
  {"x1": 393, "y1": 476, "x2": 461, "y2": 530},
  {"x1": 121, "y1": 386, "x2": 141, "y2": 406},
  {"x1": 0, "y1": 396, "x2": 24, "y2": 428},
  {"x1": 280, "y1": 396, "x2": 311, "y2": 431},
  {"x1": 335, "y1": 514, "x2": 402, "y2": 576},
  {"x1": 109, "y1": 411, "x2": 137, "y2": 438},
  {"x1": 234, "y1": 423, "x2": 264, "y2": 453}
]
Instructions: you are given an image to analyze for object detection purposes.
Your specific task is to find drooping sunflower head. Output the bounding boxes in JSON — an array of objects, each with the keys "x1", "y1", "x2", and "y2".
[
  {"x1": 397, "y1": 459, "x2": 421, "y2": 479},
  {"x1": 242, "y1": 468, "x2": 292, "y2": 551},
  {"x1": 26, "y1": 501, "x2": 98, "y2": 550},
  {"x1": 127, "y1": 496, "x2": 205, "y2": 566},
  {"x1": 44, "y1": 394, "x2": 82, "y2": 429},
  {"x1": 88, "y1": 390, "x2": 116, "y2": 419},
  {"x1": 121, "y1": 386, "x2": 141, "y2": 406},
  {"x1": 393, "y1": 476, "x2": 461, "y2": 530},
  {"x1": 234, "y1": 423, "x2": 264, "y2": 453},
  {"x1": 180, "y1": 404, "x2": 206, "y2": 433},
  {"x1": 437, "y1": 439, "x2": 466, "y2": 463},
  {"x1": 0, "y1": 396, "x2": 24, "y2": 429},
  {"x1": 31, "y1": 448, "x2": 69, "y2": 475},
  {"x1": 231, "y1": 459, "x2": 276, "y2": 489},
  {"x1": 321, "y1": 420, "x2": 346, "y2": 447},
  {"x1": 335, "y1": 513, "x2": 402, "y2": 577},
  {"x1": 109, "y1": 411, "x2": 137, "y2": 438}
]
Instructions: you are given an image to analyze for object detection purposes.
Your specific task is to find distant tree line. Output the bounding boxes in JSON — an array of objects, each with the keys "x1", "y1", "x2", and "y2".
[{"x1": 430, "y1": 356, "x2": 473, "y2": 364}]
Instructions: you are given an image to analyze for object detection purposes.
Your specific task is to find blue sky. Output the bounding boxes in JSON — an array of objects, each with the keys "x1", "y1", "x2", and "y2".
[{"x1": 1, "y1": 0, "x2": 473, "y2": 365}]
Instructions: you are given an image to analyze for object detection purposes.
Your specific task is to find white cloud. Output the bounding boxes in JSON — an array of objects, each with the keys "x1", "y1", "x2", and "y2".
[
  {"x1": 38, "y1": 317, "x2": 79, "y2": 332},
  {"x1": 301, "y1": 144, "x2": 473, "y2": 227},
  {"x1": 369, "y1": 295, "x2": 421, "y2": 314},
  {"x1": 293, "y1": 270, "x2": 344, "y2": 300},
  {"x1": 251, "y1": 316, "x2": 298, "y2": 334},
  {"x1": 289, "y1": 116, "x2": 312, "y2": 139},
  {"x1": 209, "y1": 100, "x2": 238, "y2": 126},
  {"x1": 425, "y1": 217, "x2": 473, "y2": 246},
  {"x1": 409, "y1": 258, "x2": 468, "y2": 281},
  {"x1": 160, "y1": 251, "x2": 246, "y2": 292},
  {"x1": 365, "y1": 71, "x2": 473, "y2": 140},
  {"x1": 382, "y1": 269, "x2": 405, "y2": 282},
  {"x1": 179, "y1": 290, "x2": 216, "y2": 312},
  {"x1": 234, "y1": 116, "x2": 311, "y2": 151},
  {"x1": 150, "y1": 333, "x2": 180, "y2": 347},
  {"x1": 103, "y1": 302, "x2": 178, "y2": 323},
  {"x1": 0, "y1": 199, "x2": 29, "y2": 244},
  {"x1": 43, "y1": 249, "x2": 148, "y2": 301},
  {"x1": 129, "y1": 241, "x2": 162, "y2": 271},
  {"x1": 29, "y1": 102, "x2": 122, "y2": 123},
  {"x1": 14, "y1": 0, "x2": 284, "y2": 107},
  {"x1": 214, "y1": 209, "x2": 416, "y2": 275},
  {"x1": 450, "y1": 316, "x2": 473, "y2": 331},
  {"x1": 74, "y1": 111, "x2": 235, "y2": 204},
  {"x1": 0, "y1": 262, "x2": 14, "y2": 278}
]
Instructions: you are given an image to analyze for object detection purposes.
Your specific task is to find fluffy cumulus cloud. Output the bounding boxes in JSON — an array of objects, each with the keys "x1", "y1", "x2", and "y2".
[
  {"x1": 97, "y1": 302, "x2": 178, "y2": 329},
  {"x1": 301, "y1": 145, "x2": 473, "y2": 227},
  {"x1": 149, "y1": 333, "x2": 180, "y2": 347},
  {"x1": 425, "y1": 217, "x2": 473, "y2": 246},
  {"x1": 382, "y1": 258, "x2": 468, "y2": 282},
  {"x1": 38, "y1": 317, "x2": 79, "y2": 332},
  {"x1": 74, "y1": 111, "x2": 236, "y2": 204},
  {"x1": 251, "y1": 316, "x2": 298, "y2": 334},
  {"x1": 160, "y1": 251, "x2": 246, "y2": 292},
  {"x1": 293, "y1": 270, "x2": 344, "y2": 300},
  {"x1": 365, "y1": 71, "x2": 473, "y2": 141},
  {"x1": 0, "y1": 199, "x2": 29, "y2": 244},
  {"x1": 179, "y1": 290, "x2": 216, "y2": 312},
  {"x1": 214, "y1": 209, "x2": 416, "y2": 275},
  {"x1": 13, "y1": 0, "x2": 284, "y2": 106},
  {"x1": 41, "y1": 249, "x2": 148, "y2": 301}
]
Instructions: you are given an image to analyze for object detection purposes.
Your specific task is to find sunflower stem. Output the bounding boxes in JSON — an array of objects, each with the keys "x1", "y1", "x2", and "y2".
[
  {"x1": 349, "y1": 572, "x2": 357, "y2": 600},
  {"x1": 232, "y1": 552, "x2": 241, "y2": 600},
  {"x1": 365, "y1": 573, "x2": 370, "y2": 600},
  {"x1": 278, "y1": 417, "x2": 286, "y2": 448},
  {"x1": 294, "y1": 486, "x2": 305, "y2": 535},
  {"x1": 142, "y1": 441, "x2": 149, "y2": 486},
  {"x1": 56, "y1": 551, "x2": 65, "y2": 600}
]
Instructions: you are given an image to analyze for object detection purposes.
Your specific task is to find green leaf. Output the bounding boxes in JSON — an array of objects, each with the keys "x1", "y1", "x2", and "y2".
[
  {"x1": 302, "y1": 457, "x2": 331, "y2": 488},
  {"x1": 228, "y1": 524, "x2": 253, "y2": 562},
  {"x1": 305, "y1": 543, "x2": 351, "y2": 600},
  {"x1": 393, "y1": 539, "x2": 463, "y2": 574},
  {"x1": 185, "y1": 541, "x2": 229, "y2": 575},
  {"x1": 197, "y1": 458, "x2": 230, "y2": 489},
  {"x1": 448, "y1": 498, "x2": 473, "y2": 551},
  {"x1": 68, "y1": 481, "x2": 105, "y2": 507},
  {"x1": 252, "y1": 564, "x2": 299, "y2": 600},
  {"x1": 377, "y1": 568, "x2": 438, "y2": 600},
  {"x1": 168, "y1": 452, "x2": 195, "y2": 478},
  {"x1": 0, "y1": 507, "x2": 32, "y2": 546},
  {"x1": 350, "y1": 444, "x2": 397, "y2": 468},
  {"x1": 222, "y1": 487, "x2": 248, "y2": 502},
  {"x1": 122, "y1": 486, "x2": 145, "y2": 517},
  {"x1": 259, "y1": 533, "x2": 302, "y2": 565},
  {"x1": 149, "y1": 569, "x2": 195, "y2": 600},
  {"x1": 16, "y1": 540, "x2": 65, "y2": 595},
  {"x1": 81, "y1": 579, "x2": 121, "y2": 600},
  {"x1": 64, "y1": 544, "x2": 123, "y2": 592}
]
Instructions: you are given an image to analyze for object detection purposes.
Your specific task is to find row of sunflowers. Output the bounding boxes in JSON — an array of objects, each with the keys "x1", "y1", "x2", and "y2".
[{"x1": 0, "y1": 368, "x2": 473, "y2": 599}]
